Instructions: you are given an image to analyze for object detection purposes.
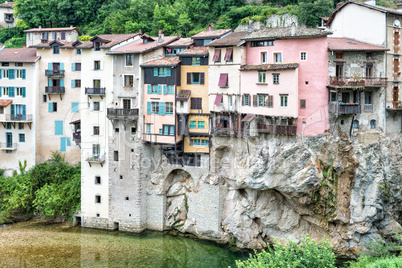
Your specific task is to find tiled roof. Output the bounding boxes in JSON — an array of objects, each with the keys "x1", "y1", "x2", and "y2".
[
  {"x1": 25, "y1": 27, "x2": 79, "y2": 33},
  {"x1": 78, "y1": 33, "x2": 141, "y2": 49},
  {"x1": 176, "y1": 90, "x2": 191, "y2": 101},
  {"x1": 32, "y1": 41, "x2": 82, "y2": 49},
  {"x1": 177, "y1": 46, "x2": 209, "y2": 56},
  {"x1": 108, "y1": 35, "x2": 179, "y2": 54},
  {"x1": 0, "y1": 100, "x2": 12, "y2": 107},
  {"x1": 140, "y1": 57, "x2": 180, "y2": 67},
  {"x1": 244, "y1": 27, "x2": 332, "y2": 41},
  {"x1": 166, "y1": 38, "x2": 193, "y2": 48},
  {"x1": 0, "y1": 48, "x2": 39, "y2": 62},
  {"x1": 0, "y1": 2, "x2": 15, "y2": 8},
  {"x1": 207, "y1": 31, "x2": 248, "y2": 47},
  {"x1": 328, "y1": 37, "x2": 389, "y2": 51},
  {"x1": 192, "y1": 29, "x2": 232, "y2": 39},
  {"x1": 240, "y1": 63, "x2": 299, "y2": 71}
]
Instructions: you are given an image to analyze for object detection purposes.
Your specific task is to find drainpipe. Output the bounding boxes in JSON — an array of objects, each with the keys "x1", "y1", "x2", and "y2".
[{"x1": 385, "y1": 12, "x2": 388, "y2": 133}]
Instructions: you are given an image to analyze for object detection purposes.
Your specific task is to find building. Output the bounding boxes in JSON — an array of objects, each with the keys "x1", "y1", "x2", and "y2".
[
  {"x1": 328, "y1": 0, "x2": 402, "y2": 133},
  {"x1": 0, "y1": 48, "x2": 39, "y2": 174},
  {"x1": 0, "y1": 1, "x2": 16, "y2": 28},
  {"x1": 207, "y1": 31, "x2": 248, "y2": 137},
  {"x1": 24, "y1": 26, "x2": 80, "y2": 48},
  {"x1": 327, "y1": 37, "x2": 388, "y2": 133},
  {"x1": 240, "y1": 25, "x2": 331, "y2": 136}
]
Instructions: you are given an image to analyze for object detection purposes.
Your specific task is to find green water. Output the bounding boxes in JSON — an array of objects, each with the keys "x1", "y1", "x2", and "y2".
[{"x1": 0, "y1": 220, "x2": 249, "y2": 267}]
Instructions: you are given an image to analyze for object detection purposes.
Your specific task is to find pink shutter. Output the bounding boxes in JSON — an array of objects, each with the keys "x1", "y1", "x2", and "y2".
[
  {"x1": 214, "y1": 94, "x2": 223, "y2": 105},
  {"x1": 213, "y1": 50, "x2": 221, "y2": 62},
  {"x1": 218, "y1": 73, "x2": 228, "y2": 87},
  {"x1": 224, "y1": 48, "x2": 233, "y2": 61}
]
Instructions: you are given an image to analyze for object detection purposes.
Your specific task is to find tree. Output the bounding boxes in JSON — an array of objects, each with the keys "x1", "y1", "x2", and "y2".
[{"x1": 298, "y1": 0, "x2": 334, "y2": 28}]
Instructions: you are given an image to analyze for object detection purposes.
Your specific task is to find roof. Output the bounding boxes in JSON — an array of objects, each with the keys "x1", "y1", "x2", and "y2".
[
  {"x1": 242, "y1": 115, "x2": 256, "y2": 122},
  {"x1": 166, "y1": 38, "x2": 194, "y2": 48},
  {"x1": 0, "y1": 48, "x2": 39, "y2": 62},
  {"x1": 140, "y1": 57, "x2": 180, "y2": 67},
  {"x1": 0, "y1": 100, "x2": 12, "y2": 107},
  {"x1": 240, "y1": 63, "x2": 299, "y2": 71},
  {"x1": 70, "y1": 119, "x2": 80, "y2": 124},
  {"x1": 0, "y1": 2, "x2": 15, "y2": 8},
  {"x1": 328, "y1": 0, "x2": 402, "y2": 26},
  {"x1": 192, "y1": 29, "x2": 232, "y2": 39},
  {"x1": 177, "y1": 46, "x2": 209, "y2": 56},
  {"x1": 176, "y1": 90, "x2": 191, "y2": 101},
  {"x1": 243, "y1": 26, "x2": 332, "y2": 41},
  {"x1": 25, "y1": 27, "x2": 80, "y2": 33},
  {"x1": 207, "y1": 31, "x2": 248, "y2": 47},
  {"x1": 78, "y1": 33, "x2": 141, "y2": 49},
  {"x1": 108, "y1": 35, "x2": 179, "y2": 54},
  {"x1": 328, "y1": 37, "x2": 389, "y2": 51},
  {"x1": 31, "y1": 41, "x2": 82, "y2": 49}
]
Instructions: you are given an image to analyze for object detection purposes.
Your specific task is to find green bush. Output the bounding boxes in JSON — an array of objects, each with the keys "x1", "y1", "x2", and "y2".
[
  {"x1": 235, "y1": 235, "x2": 336, "y2": 268},
  {"x1": 4, "y1": 37, "x2": 25, "y2": 48},
  {"x1": 349, "y1": 256, "x2": 402, "y2": 268}
]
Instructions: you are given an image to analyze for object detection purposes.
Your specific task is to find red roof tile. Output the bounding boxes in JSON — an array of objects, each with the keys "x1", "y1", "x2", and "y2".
[
  {"x1": 207, "y1": 31, "x2": 248, "y2": 47},
  {"x1": 140, "y1": 57, "x2": 180, "y2": 67},
  {"x1": 0, "y1": 100, "x2": 12, "y2": 107},
  {"x1": 107, "y1": 35, "x2": 179, "y2": 54},
  {"x1": 166, "y1": 38, "x2": 193, "y2": 48},
  {"x1": 177, "y1": 46, "x2": 209, "y2": 56},
  {"x1": 0, "y1": 48, "x2": 39, "y2": 62},
  {"x1": 244, "y1": 27, "x2": 332, "y2": 41},
  {"x1": 32, "y1": 41, "x2": 82, "y2": 49},
  {"x1": 0, "y1": 2, "x2": 15, "y2": 8},
  {"x1": 78, "y1": 33, "x2": 141, "y2": 49},
  {"x1": 240, "y1": 63, "x2": 299, "y2": 71},
  {"x1": 328, "y1": 37, "x2": 389, "y2": 51},
  {"x1": 192, "y1": 29, "x2": 232, "y2": 39},
  {"x1": 25, "y1": 27, "x2": 80, "y2": 33}
]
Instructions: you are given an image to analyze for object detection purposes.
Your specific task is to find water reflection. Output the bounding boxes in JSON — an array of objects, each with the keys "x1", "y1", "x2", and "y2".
[{"x1": 0, "y1": 220, "x2": 248, "y2": 267}]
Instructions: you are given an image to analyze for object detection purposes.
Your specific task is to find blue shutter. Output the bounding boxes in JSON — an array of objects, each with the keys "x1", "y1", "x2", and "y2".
[
  {"x1": 159, "y1": 102, "x2": 165, "y2": 115},
  {"x1": 8, "y1": 87, "x2": 14, "y2": 97},
  {"x1": 154, "y1": 68, "x2": 158, "y2": 76},
  {"x1": 71, "y1": 63, "x2": 75, "y2": 71},
  {"x1": 147, "y1": 102, "x2": 151, "y2": 114},
  {"x1": 22, "y1": 87, "x2": 26, "y2": 98},
  {"x1": 71, "y1": 102, "x2": 79, "y2": 113},
  {"x1": 0, "y1": 69, "x2": 2, "y2": 79},
  {"x1": 147, "y1": 84, "x2": 151, "y2": 94},
  {"x1": 163, "y1": 85, "x2": 167, "y2": 95},
  {"x1": 67, "y1": 137, "x2": 71, "y2": 146},
  {"x1": 157, "y1": 85, "x2": 161, "y2": 94},
  {"x1": 48, "y1": 62, "x2": 52, "y2": 70},
  {"x1": 48, "y1": 79, "x2": 52, "y2": 86},
  {"x1": 48, "y1": 103, "x2": 53, "y2": 112},
  {"x1": 60, "y1": 79, "x2": 64, "y2": 87},
  {"x1": 60, "y1": 63, "x2": 64, "y2": 70},
  {"x1": 10, "y1": 104, "x2": 15, "y2": 115},
  {"x1": 0, "y1": 86, "x2": 2, "y2": 97},
  {"x1": 9, "y1": 69, "x2": 14, "y2": 79},
  {"x1": 167, "y1": 68, "x2": 171, "y2": 76},
  {"x1": 60, "y1": 137, "x2": 66, "y2": 152},
  {"x1": 21, "y1": 105, "x2": 26, "y2": 120},
  {"x1": 71, "y1": 79, "x2": 75, "y2": 88},
  {"x1": 22, "y1": 69, "x2": 26, "y2": 79},
  {"x1": 55, "y1": 121, "x2": 63, "y2": 135}
]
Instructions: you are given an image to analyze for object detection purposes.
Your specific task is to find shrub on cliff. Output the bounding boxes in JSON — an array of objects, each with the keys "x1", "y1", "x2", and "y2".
[{"x1": 235, "y1": 235, "x2": 336, "y2": 268}]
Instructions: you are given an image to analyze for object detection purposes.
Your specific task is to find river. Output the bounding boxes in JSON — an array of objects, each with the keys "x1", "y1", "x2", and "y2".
[{"x1": 0, "y1": 220, "x2": 249, "y2": 267}]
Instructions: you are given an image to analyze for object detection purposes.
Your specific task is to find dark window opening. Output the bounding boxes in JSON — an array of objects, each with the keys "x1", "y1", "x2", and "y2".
[{"x1": 114, "y1": 151, "x2": 119, "y2": 161}]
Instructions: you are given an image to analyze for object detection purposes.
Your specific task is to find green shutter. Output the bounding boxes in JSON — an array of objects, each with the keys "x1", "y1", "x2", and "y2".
[
  {"x1": 157, "y1": 85, "x2": 161, "y2": 94},
  {"x1": 48, "y1": 78, "x2": 52, "y2": 86},
  {"x1": 167, "y1": 68, "x2": 171, "y2": 76},
  {"x1": 22, "y1": 87, "x2": 26, "y2": 98},
  {"x1": 60, "y1": 63, "x2": 64, "y2": 70},
  {"x1": 67, "y1": 137, "x2": 71, "y2": 146},
  {"x1": 71, "y1": 79, "x2": 75, "y2": 88},
  {"x1": 48, "y1": 103, "x2": 53, "y2": 112},
  {"x1": 72, "y1": 63, "x2": 75, "y2": 71},
  {"x1": 8, "y1": 87, "x2": 14, "y2": 97},
  {"x1": 147, "y1": 102, "x2": 151, "y2": 114},
  {"x1": 0, "y1": 69, "x2": 2, "y2": 79},
  {"x1": 154, "y1": 68, "x2": 158, "y2": 76},
  {"x1": 60, "y1": 137, "x2": 66, "y2": 151},
  {"x1": 163, "y1": 85, "x2": 167, "y2": 95},
  {"x1": 60, "y1": 79, "x2": 64, "y2": 87},
  {"x1": 159, "y1": 102, "x2": 165, "y2": 115},
  {"x1": 72, "y1": 102, "x2": 79, "y2": 113},
  {"x1": 8, "y1": 69, "x2": 14, "y2": 79},
  {"x1": 48, "y1": 62, "x2": 52, "y2": 70},
  {"x1": 10, "y1": 104, "x2": 15, "y2": 115},
  {"x1": 147, "y1": 84, "x2": 151, "y2": 94},
  {"x1": 55, "y1": 120, "x2": 63, "y2": 135},
  {"x1": 0, "y1": 86, "x2": 2, "y2": 97},
  {"x1": 22, "y1": 69, "x2": 26, "y2": 79}
]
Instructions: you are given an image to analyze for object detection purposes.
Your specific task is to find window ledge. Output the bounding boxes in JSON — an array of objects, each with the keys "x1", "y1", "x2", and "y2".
[
  {"x1": 256, "y1": 82, "x2": 268, "y2": 85},
  {"x1": 219, "y1": 86, "x2": 229, "y2": 88}
]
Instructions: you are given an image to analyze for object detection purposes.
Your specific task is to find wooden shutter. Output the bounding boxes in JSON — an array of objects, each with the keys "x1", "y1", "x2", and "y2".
[
  {"x1": 218, "y1": 73, "x2": 228, "y2": 87},
  {"x1": 265, "y1": 95, "x2": 269, "y2": 107},
  {"x1": 253, "y1": 95, "x2": 257, "y2": 107},
  {"x1": 213, "y1": 50, "x2": 221, "y2": 61},
  {"x1": 268, "y1": 95, "x2": 273, "y2": 108},
  {"x1": 187, "y1": 72, "x2": 191, "y2": 84},
  {"x1": 242, "y1": 95, "x2": 244, "y2": 106},
  {"x1": 200, "y1": 73, "x2": 204, "y2": 85},
  {"x1": 224, "y1": 48, "x2": 233, "y2": 61}
]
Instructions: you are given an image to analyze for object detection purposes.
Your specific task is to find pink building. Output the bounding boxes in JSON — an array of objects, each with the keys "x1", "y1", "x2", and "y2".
[{"x1": 241, "y1": 26, "x2": 331, "y2": 135}]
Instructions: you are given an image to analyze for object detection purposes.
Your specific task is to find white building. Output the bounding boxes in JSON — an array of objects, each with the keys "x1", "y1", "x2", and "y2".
[{"x1": 0, "y1": 2, "x2": 16, "y2": 28}]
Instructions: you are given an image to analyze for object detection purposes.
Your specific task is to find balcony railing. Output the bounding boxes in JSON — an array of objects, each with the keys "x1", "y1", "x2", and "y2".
[
  {"x1": 86, "y1": 154, "x2": 105, "y2": 167},
  {"x1": 45, "y1": 70, "x2": 65, "y2": 77},
  {"x1": 211, "y1": 127, "x2": 239, "y2": 136},
  {"x1": 107, "y1": 108, "x2": 139, "y2": 120},
  {"x1": 73, "y1": 132, "x2": 81, "y2": 142},
  {"x1": 257, "y1": 124, "x2": 297, "y2": 136},
  {"x1": 328, "y1": 76, "x2": 387, "y2": 87},
  {"x1": 329, "y1": 103, "x2": 361, "y2": 115},
  {"x1": 4, "y1": 114, "x2": 33, "y2": 122},
  {"x1": 0, "y1": 142, "x2": 17, "y2": 150},
  {"x1": 5, "y1": 18, "x2": 14, "y2": 23},
  {"x1": 85, "y1": 87, "x2": 106, "y2": 96},
  {"x1": 45, "y1": 86, "x2": 65, "y2": 94}
]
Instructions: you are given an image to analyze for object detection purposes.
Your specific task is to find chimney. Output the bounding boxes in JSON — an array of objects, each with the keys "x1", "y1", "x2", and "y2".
[
  {"x1": 70, "y1": 25, "x2": 73, "y2": 29},
  {"x1": 39, "y1": 25, "x2": 42, "y2": 30},
  {"x1": 364, "y1": 0, "x2": 376, "y2": 6},
  {"x1": 397, "y1": 3, "x2": 402, "y2": 12},
  {"x1": 336, "y1": 2, "x2": 344, "y2": 8},
  {"x1": 291, "y1": 22, "x2": 296, "y2": 36},
  {"x1": 139, "y1": 29, "x2": 142, "y2": 34},
  {"x1": 158, "y1": 30, "x2": 164, "y2": 43},
  {"x1": 208, "y1": 23, "x2": 214, "y2": 31}
]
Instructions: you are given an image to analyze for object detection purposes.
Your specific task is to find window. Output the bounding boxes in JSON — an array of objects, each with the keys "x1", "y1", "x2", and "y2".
[
  {"x1": 261, "y1": 52, "x2": 267, "y2": 63},
  {"x1": 167, "y1": 85, "x2": 174, "y2": 94},
  {"x1": 52, "y1": 32, "x2": 57, "y2": 40},
  {"x1": 204, "y1": 39, "x2": 212, "y2": 46},
  {"x1": 190, "y1": 97, "x2": 202, "y2": 109},
  {"x1": 300, "y1": 99, "x2": 306, "y2": 109},
  {"x1": 93, "y1": 102, "x2": 100, "y2": 111},
  {"x1": 250, "y1": 41, "x2": 274, "y2": 47},
  {"x1": 180, "y1": 101, "x2": 184, "y2": 108},
  {"x1": 151, "y1": 102, "x2": 159, "y2": 114},
  {"x1": 95, "y1": 176, "x2": 101, "y2": 184},
  {"x1": 6, "y1": 122, "x2": 11, "y2": 129},
  {"x1": 92, "y1": 144, "x2": 100, "y2": 157},
  {"x1": 114, "y1": 151, "x2": 119, "y2": 161},
  {"x1": 123, "y1": 99, "x2": 131, "y2": 109},
  {"x1": 93, "y1": 79, "x2": 101, "y2": 88},
  {"x1": 131, "y1": 127, "x2": 136, "y2": 134},
  {"x1": 15, "y1": 63, "x2": 23, "y2": 67},
  {"x1": 201, "y1": 139, "x2": 208, "y2": 146},
  {"x1": 218, "y1": 73, "x2": 228, "y2": 87},
  {"x1": 126, "y1": 54, "x2": 133, "y2": 66},
  {"x1": 93, "y1": 126, "x2": 100, "y2": 135},
  {"x1": 75, "y1": 63, "x2": 81, "y2": 71},
  {"x1": 336, "y1": 63, "x2": 343, "y2": 77},
  {"x1": 330, "y1": 92, "x2": 337, "y2": 102},
  {"x1": 2, "y1": 69, "x2": 8, "y2": 78},
  {"x1": 19, "y1": 134, "x2": 25, "y2": 143},
  {"x1": 366, "y1": 63, "x2": 373, "y2": 78},
  {"x1": 224, "y1": 48, "x2": 233, "y2": 62},
  {"x1": 336, "y1": 52, "x2": 343, "y2": 59},
  {"x1": 61, "y1": 32, "x2": 65, "y2": 40},
  {"x1": 95, "y1": 195, "x2": 101, "y2": 203},
  {"x1": 243, "y1": 94, "x2": 250, "y2": 106},
  {"x1": 258, "y1": 72, "x2": 266, "y2": 83},
  {"x1": 18, "y1": 123, "x2": 23, "y2": 130},
  {"x1": 94, "y1": 61, "x2": 101, "y2": 70},
  {"x1": 2, "y1": 87, "x2": 8, "y2": 96},
  {"x1": 192, "y1": 57, "x2": 200, "y2": 65},
  {"x1": 74, "y1": 80, "x2": 81, "y2": 88},
  {"x1": 166, "y1": 102, "x2": 173, "y2": 115},
  {"x1": 192, "y1": 73, "x2": 200, "y2": 84},
  {"x1": 191, "y1": 139, "x2": 208, "y2": 146},
  {"x1": 76, "y1": 49, "x2": 81, "y2": 55},
  {"x1": 146, "y1": 124, "x2": 151, "y2": 133},
  {"x1": 273, "y1": 74, "x2": 279, "y2": 84},
  {"x1": 154, "y1": 67, "x2": 171, "y2": 77},
  {"x1": 43, "y1": 95, "x2": 47, "y2": 103},
  {"x1": 2, "y1": 62, "x2": 9, "y2": 66},
  {"x1": 124, "y1": 75, "x2": 133, "y2": 87},
  {"x1": 198, "y1": 121, "x2": 205, "y2": 129},
  {"x1": 213, "y1": 49, "x2": 221, "y2": 62},
  {"x1": 0, "y1": 107, "x2": 3, "y2": 114},
  {"x1": 365, "y1": 91, "x2": 373, "y2": 104},
  {"x1": 300, "y1": 52, "x2": 307, "y2": 61},
  {"x1": 254, "y1": 94, "x2": 273, "y2": 107},
  {"x1": 162, "y1": 125, "x2": 174, "y2": 135},
  {"x1": 193, "y1": 139, "x2": 200, "y2": 146},
  {"x1": 94, "y1": 42, "x2": 101, "y2": 51},
  {"x1": 16, "y1": 87, "x2": 24, "y2": 96},
  {"x1": 274, "y1": 53, "x2": 282, "y2": 63},
  {"x1": 280, "y1": 95, "x2": 288, "y2": 107},
  {"x1": 49, "y1": 102, "x2": 58, "y2": 112},
  {"x1": 41, "y1": 32, "x2": 48, "y2": 41},
  {"x1": 370, "y1": 120, "x2": 376, "y2": 129},
  {"x1": 353, "y1": 120, "x2": 359, "y2": 129},
  {"x1": 189, "y1": 121, "x2": 197, "y2": 129},
  {"x1": 165, "y1": 47, "x2": 185, "y2": 55},
  {"x1": 150, "y1": 85, "x2": 158, "y2": 94},
  {"x1": 16, "y1": 69, "x2": 22, "y2": 78},
  {"x1": 187, "y1": 72, "x2": 204, "y2": 85},
  {"x1": 366, "y1": 52, "x2": 373, "y2": 60},
  {"x1": 258, "y1": 94, "x2": 266, "y2": 106},
  {"x1": 52, "y1": 46, "x2": 60, "y2": 55}
]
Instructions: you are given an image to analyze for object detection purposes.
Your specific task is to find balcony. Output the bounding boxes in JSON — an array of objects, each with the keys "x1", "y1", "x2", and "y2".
[
  {"x1": 45, "y1": 70, "x2": 65, "y2": 77},
  {"x1": 0, "y1": 114, "x2": 33, "y2": 122},
  {"x1": 107, "y1": 108, "x2": 139, "y2": 120},
  {"x1": 45, "y1": 86, "x2": 65, "y2": 94},
  {"x1": 257, "y1": 124, "x2": 297, "y2": 136},
  {"x1": 86, "y1": 154, "x2": 105, "y2": 167},
  {"x1": 73, "y1": 132, "x2": 81, "y2": 142},
  {"x1": 329, "y1": 103, "x2": 361, "y2": 115},
  {"x1": 211, "y1": 127, "x2": 239, "y2": 136},
  {"x1": 0, "y1": 142, "x2": 17, "y2": 150},
  {"x1": 4, "y1": 17, "x2": 14, "y2": 23},
  {"x1": 85, "y1": 87, "x2": 106, "y2": 98},
  {"x1": 328, "y1": 76, "x2": 387, "y2": 88}
]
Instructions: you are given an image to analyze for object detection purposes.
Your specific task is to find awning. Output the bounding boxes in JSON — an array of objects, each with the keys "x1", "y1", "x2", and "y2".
[
  {"x1": 0, "y1": 100, "x2": 12, "y2": 107},
  {"x1": 224, "y1": 48, "x2": 233, "y2": 61},
  {"x1": 176, "y1": 90, "x2": 191, "y2": 101},
  {"x1": 218, "y1": 73, "x2": 228, "y2": 87},
  {"x1": 213, "y1": 49, "x2": 221, "y2": 62},
  {"x1": 242, "y1": 114, "x2": 255, "y2": 122},
  {"x1": 214, "y1": 94, "x2": 223, "y2": 105},
  {"x1": 69, "y1": 119, "x2": 81, "y2": 124}
]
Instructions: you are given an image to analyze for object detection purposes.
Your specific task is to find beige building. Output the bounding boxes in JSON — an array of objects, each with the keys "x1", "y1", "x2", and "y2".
[
  {"x1": 24, "y1": 26, "x2": 80, "y2": 48},
  {"x1": 0, "y1": 2, "x2": 16, "y2": 28}
]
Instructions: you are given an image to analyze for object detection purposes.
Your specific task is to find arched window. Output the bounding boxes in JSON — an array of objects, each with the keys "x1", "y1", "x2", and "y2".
[
  {"x1": 353, "y1": 120, "x2": 359, "y2": 129},
  {"x1": 370, "y1": 120, "x2": 376, "y2": 129}
]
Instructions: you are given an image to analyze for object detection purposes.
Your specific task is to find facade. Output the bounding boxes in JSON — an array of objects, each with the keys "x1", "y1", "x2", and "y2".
[
  {"x1": 0, "y1": 48, "x2": 39, "y2": 174},
  {"x1": 241, "y1": 25, "x2": 331, "y2": 136},
  {"x1": 207, "y1": 31, "x2": 247, "y2": 137},
  {"x1": 327, "y1": 37, "x2": 388, "y2": 133},
  {"x1": 0, "y1": 2, "x2": 16, "y2": 28},
  {"x1": 328, "y1": 0, "x2": 402, "y2": 133},
  {"x1": 25, "y1": 26, "x2": 80, "y2": 48}
]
